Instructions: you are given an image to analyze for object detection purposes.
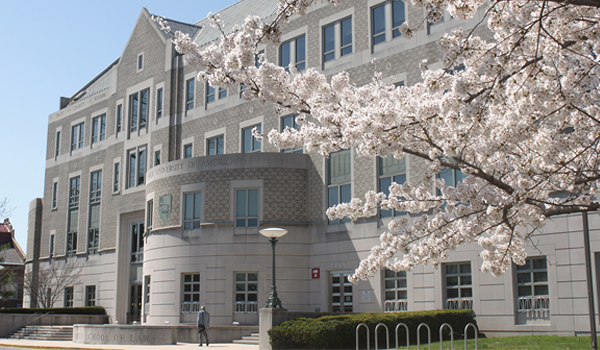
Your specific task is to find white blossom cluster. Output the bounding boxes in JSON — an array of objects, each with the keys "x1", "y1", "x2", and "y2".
[{"x1": 158, "y1": 0, "x2": 600, "y2": 280}]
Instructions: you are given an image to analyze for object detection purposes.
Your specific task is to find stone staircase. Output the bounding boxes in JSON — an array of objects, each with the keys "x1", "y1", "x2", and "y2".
[
  {"x1": 232, "y1": 332, "x2": 260, "y2": 345},
  {"x1": 7, "y1": 325, "x2": 73, "y2": 341}
]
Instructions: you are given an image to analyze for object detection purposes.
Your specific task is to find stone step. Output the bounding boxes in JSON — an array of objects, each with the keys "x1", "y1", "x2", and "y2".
[{"x1": 8, "y1": 325, "x2": 73, "y2": 341}]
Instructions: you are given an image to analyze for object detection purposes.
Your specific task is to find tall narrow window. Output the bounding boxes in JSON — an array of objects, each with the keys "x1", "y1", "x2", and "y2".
[
  {"x1": 186, "y1": 79, "x2": 195, "y2": 111},
  {"x1": 327, "y1": 149, "x2": 351, "y2": 225},
  {"x1": 156, "y1": 88, "x2": 163, "y2": 120},
  {"x1": 235, "y1": 272, "x2": 258, "y2": 313},
  {"x1": 443, "y1": 262, "x2": 473, "y2": 309},
  {"x1": 392, "y1": 0, "x2": 406, "y2": 37},
  {"x1": 49, "y1": 234, "x2": 54, "y2": 258},
  {"x1": 67, "y1": 176, "x2": 80, "y2": 256},
  {"x1": 131, "y1": 223, "x2": 144, "y2": 263},
  {"x1": 85, "y1": 285, "x2": 96, "y2": 306},
  {"x1": 91, "y1": 114, "x2": 106, "y2": 144},
  {"x1": 379, "y1": 155, "x2": 406, "y2": 217},
  {"x1": 280, "y1": 35, "x2": 306, "y2": 71},
  {"x1": 129, "y1": 89, "x2": 149, "y2": 137},
  {"x1": 331, "y1": 272, "x2": 353, "y2": 312},
  {"x1": 184, "y1": 192, "x2": 202, "y2": 229},
  {"x1": 71, "y1": 123, "x2": 84, "y2": 151},
  {"x1": 182, "y1": 273, "x2": 201, "y2": 307},
  {"x1": 88, "y1": 170, "x2": 102, "y2": 255},
  {"x1": 516, "y1": 257, "x2": 550, "y2": 313},
  {"x1": 127, "y1": 146, "x2": 147, "y2": 189},
  {"x1": 322, "y1": 17, "x2": 352, "y2": 63},
  {"x1": 206, "y1": 83, "x2": 215, "y2": 104},
  {"x1": 242, "y1": 125, "x2": 261, "y2": 153},
  {"x1": 147, "y1": 200, "x2": 153, "y2": 232},
  {"x1": 281, "y1": 115, "x2": 302, "y2": 153},
  {"x1": 372, "y1": 1, "x2": 406, "y2": 47},
  {"x1": 154, "y1": 150, "x2": 161, "y2": 166},
  {"x1": 384, "y1": 270, "x2": 408, "y2": 312},
  {"x1": 437, "y1": 165, "x2": 464, "y2": 196},
  {"x1": 137, "y1": 54, "x2": 144, "y2": 71},
  {"x1": 207, "y1": 135, "x2": 224, "y2": 156},
  {"x1": 116, "y1": 104, "x2": 123, "y2": 135},
  {"x1": 372, "y1": 4, "x2": 386, "y2": 45},
  {"x1": 129, "y1": 92, "x2": 138, "y2": 133},
  {"x1": 64, "y1": 287, "x2": 74, "y2": 307},
  {"x1": 55, "y1": 131, "x2": 61, "y2": 159},
  {"x1": 52, "y1": 181, "x2": 58, "y2": 209},
  {"x1": 184, "y1": 144, "x2": 193, "y2": 159},
  {"x1": 139, "y1": 89, "x2": 148, "y2": 130},
  {"x1": 113, "y1": 162, "x2": 120, "y2": 193},
  {"x1": 235, "y1": 189, "x2": 258, "y2": 228}
]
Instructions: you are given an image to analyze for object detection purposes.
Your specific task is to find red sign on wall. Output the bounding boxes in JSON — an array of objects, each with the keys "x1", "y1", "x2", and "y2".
[{"x1": 311, "y1": 268, "x2": 320, "y2": 279}]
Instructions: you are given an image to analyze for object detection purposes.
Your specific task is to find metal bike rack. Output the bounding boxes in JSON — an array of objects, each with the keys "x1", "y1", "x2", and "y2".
[
  {"x1": 356, "y1": 323, "x2": 370, "y2": 350},
  {"x1": 395, "y1": 323, "x2": 410, "y2": 350},
  {"x1": 439, "y1": 323, "x2": 454, "y2": 350},
  {"x1": 375, "y1": 323, "x2": 390, "y2": 350},
  {"x1": 463, "y1": 323, "x2": 478, "y2": 350},
  {"x1": 417, "y1": 323, "x2": 432, "y2": 350}
]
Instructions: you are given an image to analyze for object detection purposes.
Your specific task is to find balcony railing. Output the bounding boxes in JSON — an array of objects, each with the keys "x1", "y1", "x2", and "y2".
[
  {"x1": 384, "y1": 300, "x2": 408, "y2": 313},
  {"x1": 445, "y1": 298, "x2": 473, "y2": 310},
  {"x1": 234, "y1": 301, "x2": 258, "y2": 313},
  {"x1": 181, "y1": 302, "x2": 201, "y2": 313},
  {"x1": 517, "y1": 296, "x2": 550, "y2": 316}
]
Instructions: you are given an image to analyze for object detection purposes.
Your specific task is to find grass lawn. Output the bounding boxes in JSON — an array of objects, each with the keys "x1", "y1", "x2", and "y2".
[{"x1": 429, "y1": 335, "x2": 594, "y2": 349}]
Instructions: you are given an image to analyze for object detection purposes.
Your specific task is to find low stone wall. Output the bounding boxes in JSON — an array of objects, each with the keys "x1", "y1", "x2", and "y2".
[
  {"x1": 73, "y1": 324, "x2": 258, "y2": 345},
  {"x1": 0, "y1": 314, "x2": 107, "y2": 338}
]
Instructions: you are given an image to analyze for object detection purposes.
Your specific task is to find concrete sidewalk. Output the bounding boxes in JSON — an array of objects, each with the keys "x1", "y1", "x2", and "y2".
[{"x1": 0, "y1": 339, "x2": 259, "y2": 350}]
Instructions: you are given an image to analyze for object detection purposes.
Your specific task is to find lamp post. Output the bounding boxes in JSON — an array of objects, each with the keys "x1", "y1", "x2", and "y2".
[{"x1": 259, "y1": 228, "x2": 288, "y2": 308}]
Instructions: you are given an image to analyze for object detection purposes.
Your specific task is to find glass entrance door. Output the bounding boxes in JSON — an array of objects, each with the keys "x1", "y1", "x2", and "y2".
[
  {"x1": 331, "y1": 271, "x2": 353, "y2": 312},
  {"x1": 129, "y1": 284, "x2": 142, "y2": 323},
  {"x1": 129, "y1": 222, "x2": 144, "y2": 323}
]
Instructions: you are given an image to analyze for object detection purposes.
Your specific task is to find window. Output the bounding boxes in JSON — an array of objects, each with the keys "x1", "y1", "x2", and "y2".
[
  {"x1": 207, "y1": 135, "x2": 224, "y2": 156},
  {"x1": 85, "y1": 285, "x2": 96, "y2": 306},
  {"x1": 184, "y1": 144, "x2": 193, "y2": 159},
  {"x1": 218, "y1": 87, "x2": 227, "y2": 99},
  {"x1": 67, "y1": 176, "x2": 80, "y2": 256},
  {"x1": 206, "y1": 83, "x2": 215, "y2": 104},
  {"x1": 235, "y1": 189, "x2": 258, "y2": 228},
  {"x1": 147, "y1": 200, "x2": 153, "y2": 232},
  {"x1": 70, "y1": 123, "x2": 84, "y2": 151},
  {"x1": 128, "y1": 89, "x2": 149, "y2": 136},
  {"x1": 55, "y1": 131, "x2": 61, "y2": 159},
  {"x1": 437, "y1": 165, "x2": 464, "y2": 196},
  {"x1": 379, "y1": 155, "x2": 406, "y2": 217},
  {"x1": 372, "y1": 0, "x2": 406, "y2": 48},
  {"x1": 91, "y1": 114, "x2": 106, "y2": 144},
  {"x1": 235, "y1": 272, "x2": 258, "y2": 313},
  {"x1": 137, "y1": 53, "x2": 144, "y2": 71},
  {"x1": 154, "y1": 150, "x2": 161, "y2": 166},
  {"x1": 443, "y1": 262, "x2": 473, "y2": 309},
  {"x1": 242, "y1": 124, "x2": 261, "y2": 153},
  {"x1": 331, "y1": 271, "x2": 353, "y2": 312},
  {"x1": 516, "y1": 257, "x2": 549, "y2": 313},
  {"x1": 116, "y1": 104, "x2": 123, "y2": 136},
  {"x1": 156, "y1": 88, "x2": 163, "y2": 120},
  {"x1": 127, "y1": 146, "x2": 147, "y2": 188},
  {"x1": 182, "y1": 273, "x2": 201, "y2": 304},
  {"x1": 49, "y1": 234, "x2": 54, "y2": 258},
  {"x1": 186, "y1": 79, "x2": 195, "y2": 112},
  {"x1": 327, "y1": 149, "x2": 351, "y2": 225},
  {"x1": 323, "y1": 17, "x2": 352, "y2": 63},
  {"x1": 384, "y1": 270, "x2": 407, "y2": 312},
  {"x1": 131, "y1": 223, "x2": 144, "y2": 263},
  {"x1": 51, "y1": 181, "x2": 58, "y2": 209},
  {"x1": 64, "y1": 287, "x2": 73, "y2": 307},
  {"x1": 88, "y1": 170, "x2": 101, "y2": 255},
  {"x1": 281, "y1": 115, "x2": 302, "y2": 153},
  {"x1": 280, "y1": 35, "x2": 306, "y2": 71},
  {"x1": 113, "y1": 162, "x2": 120, "y2": 193},
  {"x1": 184, "y1": 192, "x2": 202, "y2": 230}
]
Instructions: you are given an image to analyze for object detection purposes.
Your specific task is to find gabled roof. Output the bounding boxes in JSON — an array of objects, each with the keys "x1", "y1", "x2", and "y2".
[
  {"x1": 0, "y1": 220, "x2": 24, "y2": 265},
  {"x1": 152, "y1": 15, "x2": 202, "y2": 40},
  {"x1": 193, "y1": 0, "x2": 279, "y2": 47},
  {"x1": 61, "y1": 58, "x2": 120, "y2": 109}
]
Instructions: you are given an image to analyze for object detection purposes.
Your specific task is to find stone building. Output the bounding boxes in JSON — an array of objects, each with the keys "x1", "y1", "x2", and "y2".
[
  {"x1": 26, "y1": 0, "x2": 600, "y2": 337},
  {"x1": 0, "y1": 219, "x2": 25, "y2": 308}
]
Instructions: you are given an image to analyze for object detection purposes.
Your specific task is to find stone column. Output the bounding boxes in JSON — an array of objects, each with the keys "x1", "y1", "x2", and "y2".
[{"x1": 259, "y1": 308, "x2": 288, "y2": 350}]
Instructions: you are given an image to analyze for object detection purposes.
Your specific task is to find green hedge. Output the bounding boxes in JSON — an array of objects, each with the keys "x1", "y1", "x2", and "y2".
[
  {"x1": 0, "y1": 306, "x2": 106, "y2": 315},
  {"x1": 269, "y1": 309, "x2": 477, "y2": 349}
]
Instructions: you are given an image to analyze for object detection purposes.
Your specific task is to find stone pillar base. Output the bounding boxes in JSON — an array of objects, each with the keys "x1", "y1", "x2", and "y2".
[{"x1": 259, "y1": 307, "x2": 288, "y2": 350}]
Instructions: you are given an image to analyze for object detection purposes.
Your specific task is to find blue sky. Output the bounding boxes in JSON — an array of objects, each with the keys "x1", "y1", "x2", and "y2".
[{"x1": 0, "y1": 0, "x2": 239, "y2": 251}]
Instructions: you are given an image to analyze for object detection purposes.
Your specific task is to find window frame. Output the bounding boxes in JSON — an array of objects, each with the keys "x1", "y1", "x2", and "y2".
[
  {"x1": 280, "y1": 114, "x2": 303, "y2": 153},
  {"x1": 128, "y1": 89, "x2": 150, "y2": 138},
  {"x1": 126, "y1": 146, "x2": 147, "y2": 189},
  {"x1": 64, "y1": 287, "x2": 74, "y2": 307},
  {"x1": 116, "y1": 103, "x2": 123, "y2": 137},
  {"x1": 70, "y1": 122, "x2": 84, "y2": 152},
  {"x1": 443, "y1": 262, "x2": 473, "y2": 309},
  {"x1": 207, "y1": 135, "x2": 224, "y2": 156},
  {"x1": 156, "y1": 87, "x2": 163, "y2": 121},
  {"x1": 186, "y1": 78, "x2": 195, "y2": 112},
  {"x1": 378, "y1": 155, "x2": 407, "y2": 218},
  {"x1": 182, "y1": 273, "x2": 201, "y2": 305},
  {"x1": 91, "y1": 114, "x2": 106, "y2": 144},
  {"x1": 67, "y1": 176, "x2": 80, "y2": 256},
  {"x1": 327, "y1": 149, "x2": 352, "y2": 225},
  {"x1": 137, "y1": 53, "x2": 144, "y2": 72},
  {"x1": 85, "y1": 285, "x2": 96, "y2": 306},
  {"x1": 383, "y1": 269, "x2": 408, "y2": 312},
  {"x1": 322, "y1": 16, "x2": 353, "y2": 64},
  {"x1": 235, "y1": 188, "x2": 259, "y2": 228},
  {"x1": 279, "y1": 35, "x2": 306, "y2": 71},
  {"x1": 51, "y1": 179, "x2": 59, "y2": 210},
  {"x1": 183, "y1": 191, "x2": 202, "y2": 230},
  {"x1": 242, "y1": 124, "x2": 262, "y2": 153},
  {"x1": 113, "y1": 161, "x2": 120, "y2": 194},
  {"x1": 183, "y1": 144, "x2": 193, "y2": 159},
  {"x1": 55, "y1": 130, "x2": 61, "y2": 160},
  {"x1": 371, "y1": 0, "x2": 407, "y2": 50},
  {"x1": 234, "y1": 272, "x2": 259, "y2": 313},
  {"x1": 87, "y1": 169, "x2": 102, "y2": 255}
]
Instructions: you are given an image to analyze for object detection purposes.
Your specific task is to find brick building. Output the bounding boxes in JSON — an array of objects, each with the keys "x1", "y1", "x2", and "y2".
[{"x1": 26, "y1": 0, "x2": 600, "y2": 336}]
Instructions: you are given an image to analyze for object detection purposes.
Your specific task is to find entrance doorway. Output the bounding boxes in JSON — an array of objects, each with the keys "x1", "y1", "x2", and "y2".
[
  {"x1": 129, "y1": 284, "x2": 142, "y2": 323},
  {"x1": 330, "y1": 271, "x2": 353, "y2": 312},
  {"x1": 129, "y1": 222, "x2": 144, "y2": 324}
]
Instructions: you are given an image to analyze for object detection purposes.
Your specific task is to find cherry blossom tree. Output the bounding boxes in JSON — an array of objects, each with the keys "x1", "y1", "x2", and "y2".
[{"x1": 156, "y1": 0, "x2": 600, "y2": 279}]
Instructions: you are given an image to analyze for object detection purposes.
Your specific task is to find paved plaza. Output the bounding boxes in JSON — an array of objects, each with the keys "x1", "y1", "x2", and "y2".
[{"x1": 0, "y1": 339, "x2": 258, "y2": 350}]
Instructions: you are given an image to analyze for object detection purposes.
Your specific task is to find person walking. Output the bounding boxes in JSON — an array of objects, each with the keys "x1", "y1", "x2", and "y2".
[{"x1": 197, "y1": 305, "x2": 210, "y2": 346}]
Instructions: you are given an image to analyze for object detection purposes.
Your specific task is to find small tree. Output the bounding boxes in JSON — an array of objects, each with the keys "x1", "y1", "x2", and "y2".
[
  {"x1": 24, "y1": 260, "x2": 81, "y2": 308},
  {"x1": 0, "y1": 197, "x2": 14, "y2": 220},
  {"x1": 0, "y1": 243, "x2": 16, "y2": 299}
]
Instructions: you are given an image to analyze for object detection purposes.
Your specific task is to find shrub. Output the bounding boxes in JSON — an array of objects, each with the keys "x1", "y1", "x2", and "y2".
[
  {"x1": 0, "y1": 306, "x2": 106, "y2": 315},
  {"x1": 269, "y1": 309, "x2": 477, "y2": 349}
]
